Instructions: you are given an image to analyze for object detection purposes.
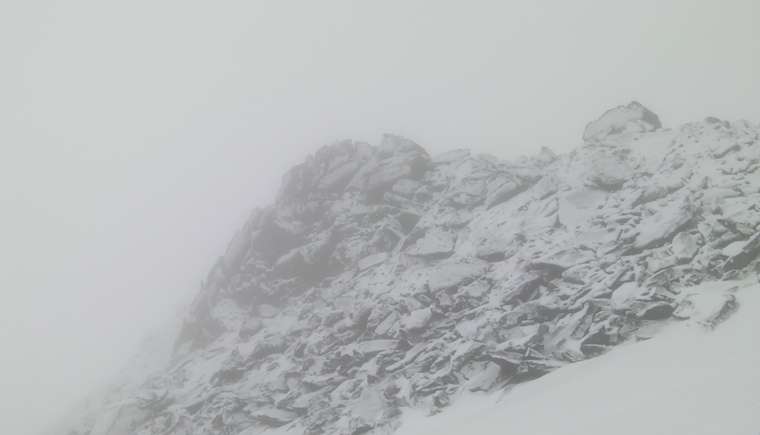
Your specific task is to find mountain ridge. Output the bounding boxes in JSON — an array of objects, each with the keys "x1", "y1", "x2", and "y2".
[{"x1": 54, "y1": 103, "x2": 760, "y2": 435}]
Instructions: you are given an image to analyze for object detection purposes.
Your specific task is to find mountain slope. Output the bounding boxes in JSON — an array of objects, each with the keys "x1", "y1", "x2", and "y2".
[
  {"x1": 398, "y1": 280, "x2": 760, "y2": 435},
  {"x1": 55, "y1": 103, "x2": 760, "y2": 435}
]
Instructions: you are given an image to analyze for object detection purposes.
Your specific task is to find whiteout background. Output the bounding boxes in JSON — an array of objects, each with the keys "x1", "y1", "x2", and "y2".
[{"x1": 1, "y1": 1, "x2": 759, "y2": 433}]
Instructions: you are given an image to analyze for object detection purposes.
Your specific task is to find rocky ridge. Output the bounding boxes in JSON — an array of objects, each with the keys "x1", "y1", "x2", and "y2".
[{"x1": 60, "y1": 103, "x2": 760, "y2": 434}]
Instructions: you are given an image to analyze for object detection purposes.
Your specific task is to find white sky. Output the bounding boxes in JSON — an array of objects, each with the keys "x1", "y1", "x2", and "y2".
[{"x1": 1, "y1": 1, "x2": 759, "y2": 433}]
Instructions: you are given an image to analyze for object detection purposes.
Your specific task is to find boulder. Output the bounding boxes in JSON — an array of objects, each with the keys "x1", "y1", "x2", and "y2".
[
  {"x1": 428, "y1": 263, "x2": 488, "y2": 293},
  {"x1": 401, "y1": 308, "x2": 433, "y2": 333},
  {"x1": 673, "y1": 290, "x2": 738, "y2": 329},
  {"x1": 486, "y1": 179, "x2": 527, "y2": 209},
  {"x1": 406, "y1": 229, "x2": 456, "y2": 258},
  {"x1": 474, "y1": 237, "x2": 514, "y2": 262},
  {"x1": 358, "y1": 252, "x2": 389, "y2": 271},
  {"x1": 634, "y1": 301, "x2": 675, "y2": 320},
  {"x1": 632, "y1": 197, "x2": 694, "y2": 250},
  {"x1": 722, "y1": 232, "x2": 760, "y2": 271},
  {"x1": 251, "y1": 409, "x2": 299, "y2": 426},
  {"x1": 671, "y1": 231, "x2": 702, "y2": 263},
  {"x1": 582, "y1": 101, "x2": 661, "y2": 142}
]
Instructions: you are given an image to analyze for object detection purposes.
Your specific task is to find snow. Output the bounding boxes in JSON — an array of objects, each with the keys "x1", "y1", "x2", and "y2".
[
  {"x1": 427, "y1": 263, "x2": 487, "y2": 293},
  {"x1": 632, "y1": 196, "x2": 693, "y2": 250},
  {"x1": 722, "y1": 239, "x2": 749, "y2": 257},
  {"x1": 397, "y1": 281, "x2": 760, "y2": 435},
  {"x1": 358, "y1": 252, "x2": 389, "y2": 271},
  {"x1": 405, "y1": 229, "x2": 456, "y2": 257},
  {"x1": 50, "y1": 107, "x2": 760, "y2": 435},
  {"x1": 401, "y1": 308, "x2": 433, "y2": 332},
  {"x1": 582, "y1": 101, "x2": 661, "y2": 142}
]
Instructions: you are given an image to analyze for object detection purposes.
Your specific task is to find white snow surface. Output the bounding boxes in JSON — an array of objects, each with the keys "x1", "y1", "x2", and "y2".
[{"x1": 398, "y1": 281, "x2": 760, "y2": 435}]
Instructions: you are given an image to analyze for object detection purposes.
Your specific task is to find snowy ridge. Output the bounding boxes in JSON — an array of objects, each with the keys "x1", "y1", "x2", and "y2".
[{"x1": 54, "y1": 104, "x2": 760, "y2": 435}]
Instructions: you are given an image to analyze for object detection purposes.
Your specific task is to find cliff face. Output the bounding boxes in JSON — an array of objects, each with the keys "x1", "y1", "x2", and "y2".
[{"x1": 62, "y1": 104, "x2": 760, "y2": 434}]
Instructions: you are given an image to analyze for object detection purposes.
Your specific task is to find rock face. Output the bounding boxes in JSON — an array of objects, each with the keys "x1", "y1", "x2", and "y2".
[
  {"x1": 582, "y1": 101, "x2": 662, "y2": 142},
  {"x1": 58, "y1": 107, "x2": 760, "y2": 435}
]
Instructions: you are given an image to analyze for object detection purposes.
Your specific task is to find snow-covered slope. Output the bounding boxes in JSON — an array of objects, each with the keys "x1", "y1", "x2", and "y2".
[
  {"x1": 398, "y1": 280, "x2": 760, "y2": 435},
  {"x1": 52, "y1": 104, "x2": 760, "y2": 435}
]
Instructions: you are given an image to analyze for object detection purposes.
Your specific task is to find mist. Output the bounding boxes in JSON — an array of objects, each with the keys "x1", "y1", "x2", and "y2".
[{"x1": 1, "y1": 1, "x2": 759, "y2": 433}]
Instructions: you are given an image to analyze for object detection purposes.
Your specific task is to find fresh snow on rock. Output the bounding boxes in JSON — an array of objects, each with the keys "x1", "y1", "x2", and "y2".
[
  {"x1": 50, "y1": 103, "x2": 760, "y2": 435},
  {"x1": 582, "y1": 101, "x2": 662, "y2": 142},
  {"x1": 397, "y1": 281, "x2": 760, "y2": 435}
]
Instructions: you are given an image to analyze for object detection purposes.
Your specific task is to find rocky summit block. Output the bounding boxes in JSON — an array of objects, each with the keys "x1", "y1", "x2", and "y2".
[
  {"x1": 57, "y1": 106, "x2": 760, "y2": 435},
  {"x1": 583, "y1": 101, "x2": 662, "y2": 142}
]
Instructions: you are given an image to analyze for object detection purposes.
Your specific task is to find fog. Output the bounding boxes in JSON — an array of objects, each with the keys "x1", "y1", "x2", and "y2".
[{"x1": 1, "y1": 1, "x2": 759, "y2": 433}]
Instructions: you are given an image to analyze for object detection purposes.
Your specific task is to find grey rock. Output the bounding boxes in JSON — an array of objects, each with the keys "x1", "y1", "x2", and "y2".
[
  {"x1": 583, "y1": 101, "x2": 661, "y2": 142},
  {"x1": 58, "y1": 112, "x2": 760, "y2": 435}
]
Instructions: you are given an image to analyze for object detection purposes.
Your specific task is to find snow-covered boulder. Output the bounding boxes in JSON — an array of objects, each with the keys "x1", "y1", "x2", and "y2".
[
  {"x1": 406, "y1": 229, "x2": 456, "y2": 258},
  {"x1": 583, "y1": 101, "x2": 662, "y2": 142},
  {"x1": 401, "y1": 308, "x2": 433, "y2": 333}
]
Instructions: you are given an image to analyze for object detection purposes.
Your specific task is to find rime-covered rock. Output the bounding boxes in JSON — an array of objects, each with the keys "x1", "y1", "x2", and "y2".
[
  {"x1": 55, "y1": 107, "x2": 760, "y2": 435},
  {"x1": 583, "y1": 101, "x2": 661, "y2": 142}
]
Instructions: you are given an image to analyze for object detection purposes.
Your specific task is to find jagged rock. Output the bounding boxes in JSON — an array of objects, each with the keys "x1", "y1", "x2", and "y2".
[
  {"x1": 405, "y1": 229, "x2": 456, "y2": 258},
  {"x1": 558, "y1": 188, "x2": 609, "y2": 231},
  {"x1": 363, "y1": 135, "x2": 430, "y2": 203},
  {"x1": 249, "y1": 333, "x2": 286, "y2": 360},
  {"x1": 446, "y1": 179, "x2": 487, "y2": 208},
  {"x1": 717, "y1": 218, "x2": 756, "y2": 237},
  {"x1": 358, "y1": 252, "x2": 388, "y2": 271},
  {"x1": 634, "y1": 301, "x2": 675, "y2": 320},
  {"x1": 584, "y1": 148, "x2": 635, "y2": 191},
  {"x1": 722, "y1": 231, "x2": 760, "y2": 271},
  {"x1": 514, "y1": 359, "x2": 565, "y2": 382},
  {"x1": 373, "y1": 311, "x2": 400, "y2": 337},
  {"x1": 529, "y1": 248, "x2": 593, "y2": 275},
  {"x1": 251, "y1": 408, "x2": 299, "y2": 426},
  {"x1": 428, "y1": 263, "x2": 488, "y2": 293},
  {"x1": 580, "y1": 328, "x2": 616, "y2": 356},
  {"x1": 486, "y1": 178, "x2": 527, "y2": 209},
  {"x1": 57, "y1": 110, "x2": 760, "y2": 435},
  {"x1": 465, "y1": 361, "x2": 503, "y2": 392},
  {"x1": 672, "y1": 231, "x2": 702, "y2": 263},
  {"x1": 474, "y1": 237, "x2": 514, "y2": 262},
  {"x1": 479, "y1": 350, "x2": 522, "y2": 374},
  {"x1": 673, "y1": 290, "x2": 739, "y2": 329},
  {"x1": 631, "y1": 196, "x2": 694, "y2": 250},
  {"x1": 500, "y1": 273, "x2": 544, "y2": 305},
  {"x1": 582, "y1": 101, "x2": 661, "y2": 142},
  {"x1": 345, "y1": 306, "x2": 372, "y2": 333},
  {"x1": 712, "y1": 141, "x2": 741, "y2": 159},
  {"x1": 401, "y1": 308, "x2": 433, "y2": 333}
]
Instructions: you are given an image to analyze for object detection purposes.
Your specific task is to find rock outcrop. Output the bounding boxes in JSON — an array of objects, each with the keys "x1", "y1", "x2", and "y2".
[{"x1": 58, "y1": 104, "x2": 760, "y2": 435}]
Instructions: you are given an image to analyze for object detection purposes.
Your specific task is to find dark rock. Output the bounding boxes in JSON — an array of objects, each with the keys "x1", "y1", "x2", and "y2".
[
  {"x1": 250, "y1": 334, "x2": 287, "y2": 360},
  {"x1": 501, "y1": 272, "x2": 544, "y2": 305},
  {"x1": 479, "y1": 350, "x2": 522, "y2": 374},
  {"x1": 580, "y1": 328, "x2": 615, "y2": 357},
  {"x1": 514, "y1": 359, "x2": 565, "y2": 382},
  {"x1": 673, "y1": 291, "x2": 739, "y2": 329},
  {"x1": 251, "y1": 408, "x2": 299, "y2": 426},
  {"x1": 634, "y1": 301, "x2": 675, "y2": 320},
  {"x1": 723, "y1": 232, "x2": 760, "y2": 271}
]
